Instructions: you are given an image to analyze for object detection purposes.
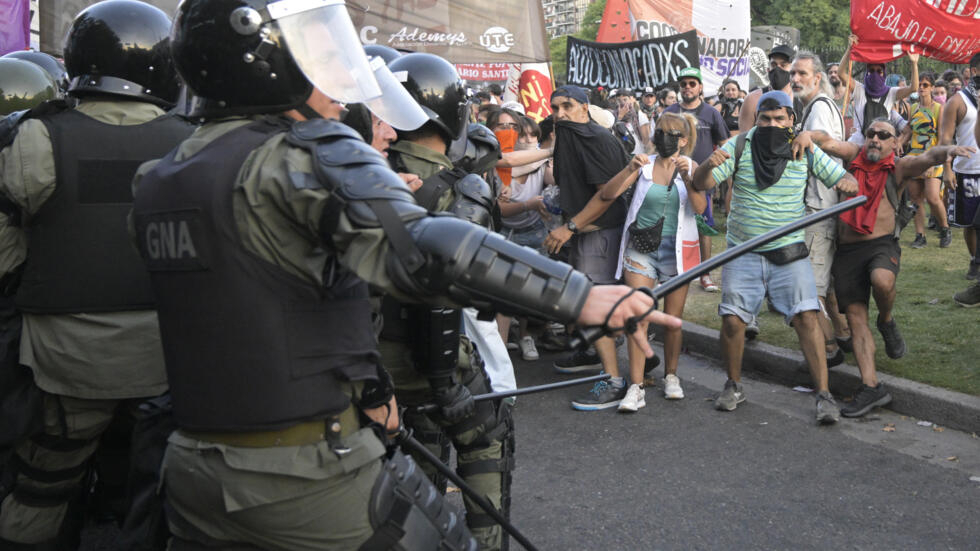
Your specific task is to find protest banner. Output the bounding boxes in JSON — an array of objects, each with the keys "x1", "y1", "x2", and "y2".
[
  {"x1": 851, "y1": 0, "x2": 980, "y2": 64},
  {"x1": 0, "y1": 0, "x2": 31, "y2": 55},
  {"x1": 596, "y1": 0, "x2": 750, "y2": 94},
  {"x1": 564, "y1": 31, "x2": 699, "y2": 91},
  {"x1": 456, "y1": 63, "x2": 511, "y2": 81},
  {"x1": 502, "y1": 63, "x2": 554, "y2": 122}
]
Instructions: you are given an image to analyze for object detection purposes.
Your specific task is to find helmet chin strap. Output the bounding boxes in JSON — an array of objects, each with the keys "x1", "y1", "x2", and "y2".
[{"x1": 296, "y1": 103, "x2": 323, "y2": 120}]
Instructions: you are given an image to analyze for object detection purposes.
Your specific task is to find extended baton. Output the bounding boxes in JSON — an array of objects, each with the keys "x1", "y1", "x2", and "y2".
[
  {"x1": 570, "y1": 194, "x2": 868, "y2": 349},
  {"x1": 415, "y1": 372, "x2": 611, "y2": 414}
]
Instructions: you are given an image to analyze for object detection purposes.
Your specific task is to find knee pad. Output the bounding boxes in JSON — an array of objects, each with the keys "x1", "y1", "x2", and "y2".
[{"x1": 360, "y1": 450, "x2": 477, "y2": 551}]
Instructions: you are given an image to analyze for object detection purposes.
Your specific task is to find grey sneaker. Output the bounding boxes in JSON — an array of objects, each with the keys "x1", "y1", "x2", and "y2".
[
  {"x1": 910, "y1": 233, "x2": 926, "y2": 249},
  {"x1": 939, "y1": 227, "x2": 952, "y2": 248},
  {"x1": 571, "y1": 380, "x2": 627, "y2": 411},
  {"x1": 714, "y1": 379, "x2": 745, "y2": 411},
  {"x1": 554, "y1": 348, "x2": 601, "y2": 374},
  {"x1": 745, "y1": 318, "x2": 760, "y2": 341},
  {"x1": 876, "y1": 318, "x2": 907, "y2": 359},
  {"x1": 815, "y1": 391, "x2": 840, "y2": 424},
  {"x1": 967, "y1": 261, "x2": 980, "y2": 281},
  {"x1": 841, "y1": 383, "x2": 892, "y2": 417},
  {"x1": 954, "y1": 282, "x2": 980, "y2": 307}
]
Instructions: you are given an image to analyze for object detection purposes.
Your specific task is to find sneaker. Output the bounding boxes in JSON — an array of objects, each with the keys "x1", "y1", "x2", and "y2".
[
  {"x1": 815, "y1": 391, "x2": 840, "y2": 424},
  {"x1": 663, "y1": 374, "x2": 684, "y2": 400},
  {"x1": 876, "y1": 318, "x2": 907, "y2": 359},
  {"x1": 827, "y1": 347, "x2": 845, "y2": 368},
  {"x1": 835, "y1": 335, "x2": 853, "y2": 354},
  {"x1": 518, "y1": 336, "x2": 539, "y2": 361},
  {"x1": 572, "y1": 380, "x2": 627, "y2": 411},
  {"x1": 505, "y1": 341, "x2": 519, "y2": 351},
  {"x1": 554, "y1": 348, "x2": 602, "y2": 374},
  {"x1": 617, "y1": 383, "x2": 646, "y2": 412},
  {"x1": 927, "y1": 215, "x2": 937, "y2": 230},
  {"x1": 642, "y1": 353, "x2": 661, "y2": 386},
  {"x1": 538, "y1": 332, "x2": 570, "y2": 352},
  {"x1": 953, "y1": 281, "x2": 980, "y2": 307},
  {"x1": 745, "y1": 318, "x2": 760, "y2": 341},
  {"x1": 967, "y1": 261, "x2": 980, "y2": 281},
  {"x1": 700, "y1": 275, "x2": 719, "y2": 292},
  {"x1": 910, "y1": 233, "x2": 926, "y2": 248},
  {"x1": 840, "y1": 383, "x2": 892, "y2": 418},
  {"x1": 939, "y1": 227, "x2": 952, "y2": 248},
  {"x1": 714, "y1": 379, "x2": 745, "y2": 411}
]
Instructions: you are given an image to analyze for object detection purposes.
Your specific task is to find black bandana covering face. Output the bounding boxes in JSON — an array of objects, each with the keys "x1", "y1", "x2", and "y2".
[
  {"x1": 751, "y1": 125, "x2": 795, "y2": 190},
  {"x1": 653, "y1": 128, "x2": 681, "y2": 158}
]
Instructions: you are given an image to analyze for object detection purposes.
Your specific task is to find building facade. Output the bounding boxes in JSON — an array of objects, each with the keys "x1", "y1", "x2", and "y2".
[{"x1": 542, "y1": 0, "x2": 595, "y2": 38}]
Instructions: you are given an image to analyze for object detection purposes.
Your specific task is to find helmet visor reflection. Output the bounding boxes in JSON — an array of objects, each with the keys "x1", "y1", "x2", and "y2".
[{"x1": 364, "y1": 57, "x2": 428, "y2": 131}]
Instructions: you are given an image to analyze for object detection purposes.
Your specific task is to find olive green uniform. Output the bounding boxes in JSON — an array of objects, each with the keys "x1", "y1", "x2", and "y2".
[
  {"x1": 385, "y1": 139, "x2": 511, "y2": 551},
  {"x1": 132, "y1": 117, "x2": 426, "y2": 551},
  {"x1": 0, "y1": 100, "x2": 169, "y2": 545}
]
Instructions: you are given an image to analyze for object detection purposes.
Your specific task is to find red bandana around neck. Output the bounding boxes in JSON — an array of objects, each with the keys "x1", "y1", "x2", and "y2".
[{"x1": 840, "y1": 149, "x2": 896, "y2": 234}]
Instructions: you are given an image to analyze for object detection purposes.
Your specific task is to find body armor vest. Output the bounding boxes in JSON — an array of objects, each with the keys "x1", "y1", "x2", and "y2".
[
  {"x1": 14, "y1": 107, "x2": 192, "y2": 313},
  {"x1": 132, "y1": 118, "x2": 379, "y2": 432}
]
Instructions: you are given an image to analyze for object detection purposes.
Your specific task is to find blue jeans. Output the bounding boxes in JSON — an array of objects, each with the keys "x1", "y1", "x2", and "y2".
[
  {"x1": 503, "y1": 218, "x2": 547, "y2": 254},
  {"x1": 718, "y1": 247, "x2": 820, "y2": 325}
]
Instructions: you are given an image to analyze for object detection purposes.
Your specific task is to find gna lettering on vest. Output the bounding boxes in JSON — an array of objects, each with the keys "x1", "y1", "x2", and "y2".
[{"x1": 145, "y1": 220, "x2": 198, "y2": 260}]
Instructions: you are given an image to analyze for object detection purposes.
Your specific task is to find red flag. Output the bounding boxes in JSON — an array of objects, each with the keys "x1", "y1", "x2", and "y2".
[
  {"x1": 502, "y1": 63, "x2": 554, "y2": 123},
  {"x1": 850, "y1": 0, "x2": 980, "y2": 64}
]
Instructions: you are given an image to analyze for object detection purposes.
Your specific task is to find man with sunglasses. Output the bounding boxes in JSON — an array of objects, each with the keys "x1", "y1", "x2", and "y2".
[
  {"x1": 838, "y1": 34, "x2": 916, "y2": 144},
  {"x1": 665, "y1": 67, "x2": 730, "y2": 292},
  {"x1": 794, "y1": 119, "x2": 975, "y2": 417}
]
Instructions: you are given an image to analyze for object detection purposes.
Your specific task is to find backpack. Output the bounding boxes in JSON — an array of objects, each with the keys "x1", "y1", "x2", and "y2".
[{"x1": 861, "y1": 90, "x2": 890, "y2": 133}]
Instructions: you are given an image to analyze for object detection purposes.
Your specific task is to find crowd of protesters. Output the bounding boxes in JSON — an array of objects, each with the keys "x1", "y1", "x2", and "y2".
[{"x1": 468, "y1": 45, "x2": 980, "y2": 423}]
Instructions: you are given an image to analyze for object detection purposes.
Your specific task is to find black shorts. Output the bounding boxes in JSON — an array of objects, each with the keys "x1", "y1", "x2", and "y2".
[{"x1": 832, "y1": 235, "x2": 901, "y2": 311}]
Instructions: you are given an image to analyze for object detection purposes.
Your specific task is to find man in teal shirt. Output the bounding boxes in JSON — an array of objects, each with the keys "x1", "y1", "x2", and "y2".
[{"x1": 692, "y1": 91, "x2": 859, "y2": 424}]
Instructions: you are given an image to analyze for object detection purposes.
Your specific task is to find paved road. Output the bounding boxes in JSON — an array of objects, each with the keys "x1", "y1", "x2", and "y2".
[{"x1": 79, "y1": 343, "x2": 980, "y2": 550}]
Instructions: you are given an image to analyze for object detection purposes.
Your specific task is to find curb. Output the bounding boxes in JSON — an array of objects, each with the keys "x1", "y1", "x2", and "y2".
[{"x1": 676, "y1": 321, "x2": 980, "y2": 434}]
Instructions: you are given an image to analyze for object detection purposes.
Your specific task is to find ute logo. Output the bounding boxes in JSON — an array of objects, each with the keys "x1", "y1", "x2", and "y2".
[{"x1": 480, "y1": 27, "x2": 515, "y2": 53}]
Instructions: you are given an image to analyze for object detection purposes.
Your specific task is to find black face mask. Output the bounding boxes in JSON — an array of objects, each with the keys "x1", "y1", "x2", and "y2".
[
  {"x1": 751, "y1": 125, "x2": 795, "y2": 190},
  {"x1": 653, "y1": 128, "x2": 681, "y2": 157},
  {"x1": 768, "y1": 67, "x2": 791, "y2": 91}
]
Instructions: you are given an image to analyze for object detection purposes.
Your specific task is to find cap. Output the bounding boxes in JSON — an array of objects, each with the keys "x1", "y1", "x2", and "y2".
[
  {"x1": 551, "y1": 85, "x2": 589, "y2": 105},
  {"x1": 610, "y1": 88, "x2": 631, "y2": 97},
  {"x1": 769, "y1": 44, "x2": 795, "y2": 60},
  {"x1": 678, "y1": 67, "x2": 702, "y2": 83},
  {"x1": 757, "y1": 90, "x2": 793, "y2": 111},
  {"x1": 588, "y1": 104, "x2": 614, "y2": 128},
  {"x1": 642, "y1": 86, "x2": 655, "y2": 96}
]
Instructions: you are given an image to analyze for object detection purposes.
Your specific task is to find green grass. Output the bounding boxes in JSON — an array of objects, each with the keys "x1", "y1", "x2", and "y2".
[{"x1": 680, "y1": 210, "x2": 980, "y2": 396}]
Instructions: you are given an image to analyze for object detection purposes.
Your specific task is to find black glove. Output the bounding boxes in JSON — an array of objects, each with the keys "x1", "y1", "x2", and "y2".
[
  {"x1": 432, "y1": 382, "x2": 475, "y2": 424},
  {"x1": 358, "y1": 365, "x2": 395, "y2": 409}
]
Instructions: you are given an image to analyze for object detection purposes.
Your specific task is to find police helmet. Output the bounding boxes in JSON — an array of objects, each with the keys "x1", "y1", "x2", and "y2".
[
  {"x1": 63, "y1": 0, "x2": 178, "y2": 107},
  {"x1": 0, "y1": 58, "x2": 59, "y2": 115},
  {"x1": 1, "y1": 51, "x2": 68, "y2": 93},
  {"x1": 388, "y1": 53, "x2": 467, "y2": 142},
  {"x1": 364, "y1": 44, "x2": 402, "y2": 65}
]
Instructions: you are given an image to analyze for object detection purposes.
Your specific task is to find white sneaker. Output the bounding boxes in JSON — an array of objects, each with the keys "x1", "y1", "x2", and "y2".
[
  {"x1": 506, "y1": 341, "x2": 518, "y2": 351},
  {"x1": 519, "y1": 336, "x2": 539, "y2": 361},
  {"x1": 617, "y1": 384, "x2": 646, "y2": 412},
  {"x1": 663, "y1": 374, "x2": 684, "y2": 400}
]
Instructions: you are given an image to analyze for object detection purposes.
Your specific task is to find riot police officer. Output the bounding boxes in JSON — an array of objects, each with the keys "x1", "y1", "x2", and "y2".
[
  {"x1": 131, "y1": 0, "x2": 679, "y2": 549},
  {"x1": 382, "y1": 52, "x2": 514, "y2": 551},
  {"x1": 0, "y1": 51, "x2": 69, "y2": 96},
  {"x1": 0, "y1": 1, "x2": 193, "y2": 548},
  {"x1": 0, "y1": 58, "x2": 59, "y2": 116}
]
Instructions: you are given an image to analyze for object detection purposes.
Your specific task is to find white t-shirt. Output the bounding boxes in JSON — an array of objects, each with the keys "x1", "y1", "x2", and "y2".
[
  {"x1": 800, "y1": 93, "x2": 845, "y2": 210},
  {"x1": 624, "y1": 111, "x2": 650, "y2": 155},
  {"x1": 847, "y1": 83, "x2": 907, "y2": 145}
]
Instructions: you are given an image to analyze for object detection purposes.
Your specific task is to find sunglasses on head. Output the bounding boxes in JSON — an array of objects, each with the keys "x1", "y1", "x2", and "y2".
[
  {"x1": 864, "y1": 129, "x2": 894, "y2": 140},
  {"x1": 679, "y1": 80, "x2": 700, "y2": 88}
]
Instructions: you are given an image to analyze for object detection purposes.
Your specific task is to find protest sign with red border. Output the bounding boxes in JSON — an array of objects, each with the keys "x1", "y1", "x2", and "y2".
[{"x1": 850, "y1": 0, "x2": 980, "y2": 64}]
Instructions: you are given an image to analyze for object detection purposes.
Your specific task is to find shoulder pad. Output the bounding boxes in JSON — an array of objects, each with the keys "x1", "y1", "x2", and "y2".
[
  {"x1": 466, "y1": 123, "x2": 498, "y2": 149},
  {"x1": 454, "y1": 173, "x2": 493, "y2": 205},
  {"x1": 288, "y1": 118, "x2": 363, "y2": 143}
]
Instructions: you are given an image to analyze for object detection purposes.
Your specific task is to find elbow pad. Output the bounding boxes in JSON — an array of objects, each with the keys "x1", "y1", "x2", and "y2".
[
  {"x1": 401, "y1": 215, "x2": 591, "y2": 323},
  {"x1": 449, "y1": 174, "x2": 494, "y2": 228}
]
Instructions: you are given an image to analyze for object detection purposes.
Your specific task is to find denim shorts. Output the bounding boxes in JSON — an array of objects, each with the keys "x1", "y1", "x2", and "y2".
[
  {"x1": 624, "y1": 235, "x2": 678, "y2": 282},
  {"x1": 503, "y1": 218, "x2": 547, "y2": 253},
  {"x1": 718, "y1": 246, "x2": 820, "y2": 325}
]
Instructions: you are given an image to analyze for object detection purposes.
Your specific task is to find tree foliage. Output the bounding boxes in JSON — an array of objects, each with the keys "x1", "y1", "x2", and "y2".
[{"x1": 751, "y1": 0, "x2": 851, "y2": 51}]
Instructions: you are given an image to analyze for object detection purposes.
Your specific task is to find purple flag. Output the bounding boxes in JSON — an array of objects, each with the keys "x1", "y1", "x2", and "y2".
[{"x1": 0, "y1": 0, "x2": 30, "y2": 56}]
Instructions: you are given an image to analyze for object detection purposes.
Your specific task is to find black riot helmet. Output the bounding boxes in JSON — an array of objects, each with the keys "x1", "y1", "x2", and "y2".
[
  {"x1": 2, "y1": 51, "x2": 69, "y2": 94},
  {"x1": 63, "y1": 0, "x2": 178, "y2": 107},
  {"x1": 0, "y1": 58, "x2": 59, "y2": 115},
  {"x1": 388, "y1": 53, "x2": 467, "y2": 143},
  {"x1": 364, "y1": 44, "x2": 402, "y2": 65}
]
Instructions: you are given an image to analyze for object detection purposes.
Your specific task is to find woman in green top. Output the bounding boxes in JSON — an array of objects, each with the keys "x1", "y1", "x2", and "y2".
[{"x1": 906, "y1": 72, "x2": 951, "y2": 248}]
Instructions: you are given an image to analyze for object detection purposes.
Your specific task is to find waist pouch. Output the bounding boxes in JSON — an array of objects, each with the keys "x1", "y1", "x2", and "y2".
[
  {"x1": 760, "y1": 242, "x2": 809, "y2": 265},
  {"x1": 628, "y1": 217, "x2": 665, "y2": 254}
]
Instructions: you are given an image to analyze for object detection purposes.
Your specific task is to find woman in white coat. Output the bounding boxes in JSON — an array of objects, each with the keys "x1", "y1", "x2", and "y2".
[{"x1": 602, "y1": 112, "x2": 707, "y2": 411}]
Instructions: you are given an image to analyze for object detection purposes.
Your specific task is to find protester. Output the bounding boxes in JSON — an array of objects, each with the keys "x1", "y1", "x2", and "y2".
[
  {"x1": 639, "y1": 86, "x2": 657, "y2": 119},
  {"x1": 612, "y1": 88, "x2": 650, "y2": 154},
  {"x1": 692, "y1": 91, "x2": 859, "y2": 424},
  {"x1": 739, "y1": 44, "x2": 796, "y2": 133},
  {"x1": 665, "y1": 67, "x2": 729, "y2": 292},
  {"x1": 940, "y1": 53, "x2": 980, "y2": 281},
  {"x1": 716, "y1": 78, "x2": 743, "y2": 134},
  {"x1": 794, "y1": 119, "x2": 975, "y2": 416},
  {"x1": 656, "y1": 87, "x2": 677, "y2": 120},
  {"x1": 837, "y1": 35, "x2": 916, "y2": 144},
  {"x1": 933, "y1": 80, "x2": 949, "y2": 105},
  {"x1": 954, "y1": 115, "x2": 980, "y2": 306},
  {"x1": 543, "y1": 85, "x2": 634, "y2": 408},
  {"x1": 827, "y1": 62, "x2": 846, "y2": 105},
  {"x1": 791, "y1": 51, "x2": 850, "y2": 367},
  {"x1": 599, "y1": 112, "x2": 705, "y2": 410},
  {"x1": 941, "y1": 69, "x2": 964, "y2": 95},
  {"x1": 906, "y1": 72, "x2": 952, "y2": 248}
]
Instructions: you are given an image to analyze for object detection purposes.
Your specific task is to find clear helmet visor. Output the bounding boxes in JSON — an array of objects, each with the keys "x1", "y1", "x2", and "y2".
[
  {"x1": 364, "y1": 57, "x2": 428, "y2": 131},
  {"x1": 270, "y1": 0, "x2": 381, "y2": 104}
]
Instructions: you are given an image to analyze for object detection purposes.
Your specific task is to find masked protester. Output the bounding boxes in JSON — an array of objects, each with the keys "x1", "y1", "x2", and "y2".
[
  {"x1": 0, "y1": 1, "x2": 195, "y2": 548},
  {"x1": 693, "y1": 91, "x2": 861, "y2": 424},
  {"x1": 794, "y1": 119, "x2": 975, "y2": 416},
  {"x1": 838, "y1": 34, "x2": 918, "y2": 143},
  {"x1": 129, "y1": 0, "x2": 680, "y2": 548}
]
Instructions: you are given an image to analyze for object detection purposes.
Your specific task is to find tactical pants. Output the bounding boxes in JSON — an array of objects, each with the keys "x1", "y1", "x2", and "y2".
[
  {"x1": 383, "y1": 337, "x2": 515, "y2": 551},
  {"x1": 0, "y1": 393, "x2": 142, "y2": 547}
]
